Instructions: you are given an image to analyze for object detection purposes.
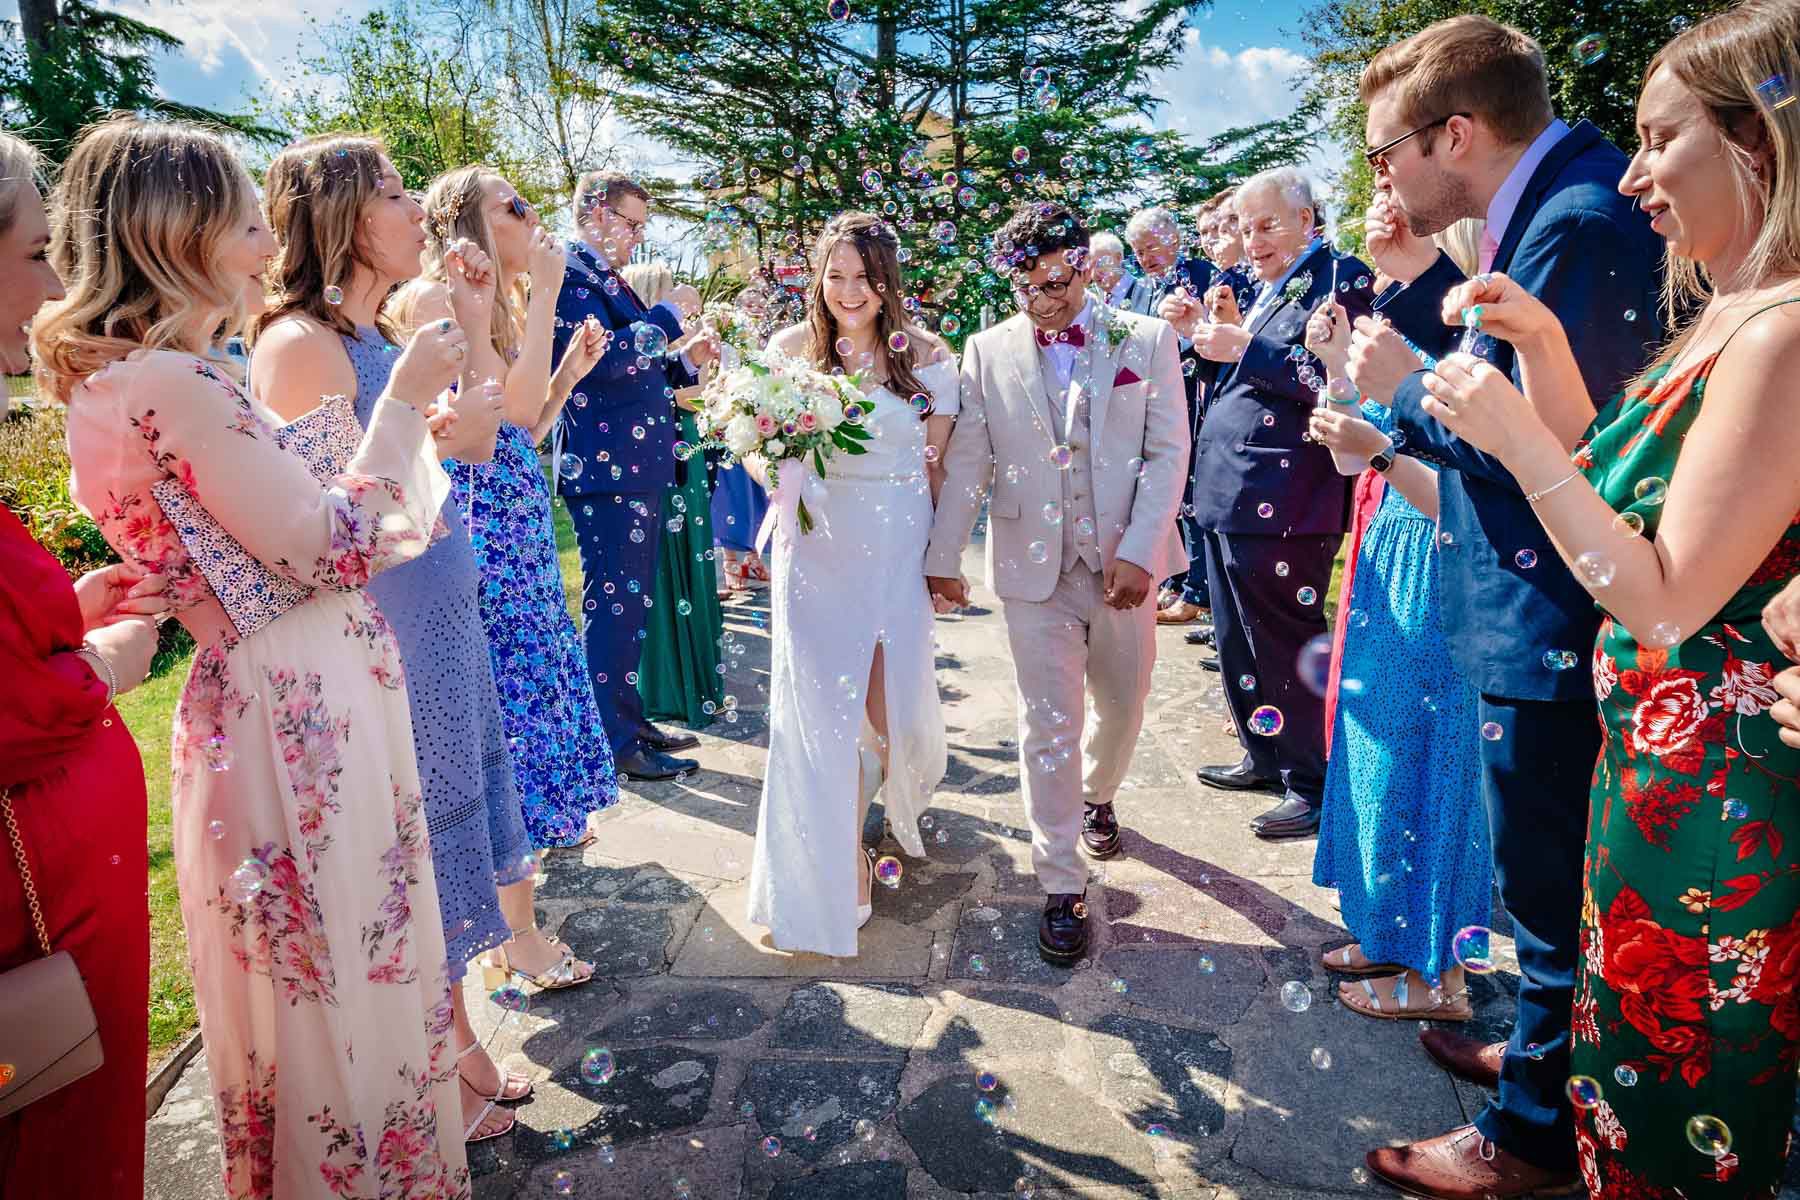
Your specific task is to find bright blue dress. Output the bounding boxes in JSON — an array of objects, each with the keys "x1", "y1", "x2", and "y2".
[
  {"x1": 1311, "y1": 400, "x2": 1490, "y2": 983},
  {"x1": 449, "y1": 420, "x2": 619, "y2": 847},
  {"x1": 710, "y1": 461, "x2": 769, "y2": 554},
  {"x1": 341, "y1": 328, "x2": 534, "y2": 977}
]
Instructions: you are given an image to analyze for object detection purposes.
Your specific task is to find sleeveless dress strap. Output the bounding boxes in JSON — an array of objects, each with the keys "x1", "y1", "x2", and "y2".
[{"x1": 1712, "y1": 295, "x2": 1800, "y2": 364}]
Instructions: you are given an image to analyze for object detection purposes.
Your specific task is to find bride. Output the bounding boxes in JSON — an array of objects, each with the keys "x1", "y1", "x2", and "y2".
[{"x1": 746, "y1": 211, "x2": 960, "y2": 956}]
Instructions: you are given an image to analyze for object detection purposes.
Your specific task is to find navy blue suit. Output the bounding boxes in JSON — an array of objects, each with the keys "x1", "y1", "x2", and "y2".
[
  {"x1": 1377, "y1": 120, "x2": 1663, "y2": 1170},
  {"x1": 1143, "y1": 256, "x2": 1217, "y2": 607},
  {"x1": 1191, "y1": 241, "x2": 1367, "y2": 803},
  {"x1": 553, "y1": 241, "x2": 693, "y2": 760}
]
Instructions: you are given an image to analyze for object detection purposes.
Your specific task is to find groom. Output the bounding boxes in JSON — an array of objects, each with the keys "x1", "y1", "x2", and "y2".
[{"x1": 926, "y1": 201, "x2": 1189, "y2": 965}]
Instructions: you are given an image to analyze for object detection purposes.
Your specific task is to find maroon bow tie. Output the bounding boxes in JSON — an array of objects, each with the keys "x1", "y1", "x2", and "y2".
[{"x1": 1035, "y1": 324, "x2": 1086, "y2": 349}]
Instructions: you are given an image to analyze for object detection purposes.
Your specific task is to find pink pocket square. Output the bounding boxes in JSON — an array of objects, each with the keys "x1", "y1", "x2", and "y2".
[{"x1": 1112, "y1": 365, "x2": 1143, "y2": 387}]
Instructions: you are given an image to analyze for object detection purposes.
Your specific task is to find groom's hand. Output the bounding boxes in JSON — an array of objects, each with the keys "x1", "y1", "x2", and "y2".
[
  {"x1": 1102, "y1": 559, "x2": 1152, "y2": 610},
  {"x1": 926, "y1": 575, "x2": 969, "y2": 609}
]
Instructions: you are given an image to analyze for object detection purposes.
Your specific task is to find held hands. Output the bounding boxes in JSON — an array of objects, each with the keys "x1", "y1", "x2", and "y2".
[
  {"x1": 1345, "y1": 315, "x2": 1419, "y2": 406},
  {"x1": 926, "y1": 575, "x2": 970, "y2": 610},
  {"x1": 1307, "y1": 405, "x2": 1390, "y2": 460},
  {"x1": 1363, "y1": 193, "x2": 1439, "y2": 286},
  {"x1": 1439, "y1": 272, "x2": 1559, "y2": 351},
  {"x1": 74, "y1": 560, "x2": 169, "y2": 630},
  {"x1": 525, "y1": 226, "x2": 567, "y2": 294},
  {"x1": 82, "y1": 615, "x2": 158, "y2": 696},
  {"x1": 1205, "y1": 283, "x2": 1242, "y2": 326},
  {"x1": 444, "y1": 238, "x2": 497, "y2": 331},
  {"x1": 1102, "y1": 559, "x2": 1153, "y2": 610},
  {"x1": 391, "y1": 319, "x2": 471, "y2": 410},
  {"x1": 1418, "y1": 353, "x2": 1538, "y2": 461},
  {"x1": 1304, "y1": 301, "x2": 1352, "y2": 378}
]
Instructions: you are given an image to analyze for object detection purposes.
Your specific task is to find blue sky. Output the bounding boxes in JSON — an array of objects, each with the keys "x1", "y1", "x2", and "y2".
[{"x1": 2, "y1": 0, "x2": 1335, "y2": 182}]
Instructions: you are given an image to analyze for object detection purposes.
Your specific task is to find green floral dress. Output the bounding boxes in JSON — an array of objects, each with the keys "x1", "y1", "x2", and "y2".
[
  {"x1": 1568, "y1": 322, "x2": 1800, "y2": 1197},
  {"x1": 637, "y1": 409, "x2": 726, "y2": 727}
]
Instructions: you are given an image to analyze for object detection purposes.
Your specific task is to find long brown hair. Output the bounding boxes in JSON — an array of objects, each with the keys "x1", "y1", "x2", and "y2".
[
  {"x1": 256, "y1": 132, "x2": 395, "y2": 344},
  {"x1": 34, "y1": 117, "x2": 254, "y2": 402},
  {"x1": 805, "y1": 211, "x2": 929, "y2": 410},
  {"x1": 1637, "y1": 0, "x2": 1800, "y2": 380}
]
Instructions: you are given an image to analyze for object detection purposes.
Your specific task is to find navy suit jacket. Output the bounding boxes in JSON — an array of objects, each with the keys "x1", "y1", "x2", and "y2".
[
  {"x1": 1189, "y1": 241, "x2": 1367, "y2": 538},
  {"x1": 552, "y1": 242, "x2": 691, "y2": 498},
  {"x1": 1378, "y1": 119, "x2": 1664, "y2": 700},
  {"x1": 1192, "y1": 263, "x2": 1255, "y2": 415}
]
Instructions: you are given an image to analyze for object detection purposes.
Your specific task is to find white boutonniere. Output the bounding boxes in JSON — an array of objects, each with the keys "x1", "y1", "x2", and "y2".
[{"x1": 1283, "y1": 272, "x2": 1314, "y2": 304}]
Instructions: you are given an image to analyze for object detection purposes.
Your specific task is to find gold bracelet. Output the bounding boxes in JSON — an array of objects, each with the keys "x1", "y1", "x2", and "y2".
[{"x1": 1525, "y1": 470, "x2": 1582, "y2": 504}]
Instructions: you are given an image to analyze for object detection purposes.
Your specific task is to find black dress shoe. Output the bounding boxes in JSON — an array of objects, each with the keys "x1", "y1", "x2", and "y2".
[
  {"x1": 1195, "y1": 760, "x2": 1282, "y2": 793},
  {"x1": 615, "y1": 749, "x2": 698, "y2": 782},
  {"x1": 1200, "y1": 656, "x2": 1221, "y2": 672},
  {"x1": 1184, "y1": 626, "x2": 1216, "y2": 647},
  {"x1": 639, "y1": 726, "x2": 700, "y2": 754},
  {"x1": 1039, "y1": 893, "x2": 1088, "y2": 965},
  {"x1": 1250, "y1": 794, "x2": 1321, "y2": 839},
  {"x1": 1081, "y1": 803, "x2": 1121, "y2": 859}
]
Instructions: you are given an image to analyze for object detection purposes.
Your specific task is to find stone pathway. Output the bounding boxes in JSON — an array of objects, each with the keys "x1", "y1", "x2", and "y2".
[{"x1": 145, "y1": 542, "x2": 1789, "y2": 1198}]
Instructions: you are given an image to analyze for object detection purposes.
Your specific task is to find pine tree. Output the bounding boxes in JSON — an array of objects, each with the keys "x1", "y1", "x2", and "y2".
[{"x1": 577, "y1": 0, "x2": 1317, "y2": 338}]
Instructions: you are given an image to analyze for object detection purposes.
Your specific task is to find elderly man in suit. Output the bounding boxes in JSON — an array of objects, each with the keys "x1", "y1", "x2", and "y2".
[
  {"x1": 1339, "y1": 16, "x2": 1663, "y2": 1197},
  {"x1": 1087, "y1": 232, "x2": 1152, "y2": 313},
  {"x1": 926, "y1": 201, "x2": 1188, "y2": 967},
  {"x1": 554, "y1": 170, "x2": 719, "y2": 781},
  {"x1": 1159, "y1": 168, "x2": 1371, "y2": 840}
]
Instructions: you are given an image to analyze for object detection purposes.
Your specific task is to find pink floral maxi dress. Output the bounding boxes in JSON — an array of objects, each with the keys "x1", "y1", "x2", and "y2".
[{"x1": 65, "y1": 350, "x2": 471, "y2": 1198}]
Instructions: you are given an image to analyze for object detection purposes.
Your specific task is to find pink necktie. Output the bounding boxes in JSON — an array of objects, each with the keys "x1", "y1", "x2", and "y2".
[{"x1": 1478, "y1": 228, "x2": 1501, "y2": 275}]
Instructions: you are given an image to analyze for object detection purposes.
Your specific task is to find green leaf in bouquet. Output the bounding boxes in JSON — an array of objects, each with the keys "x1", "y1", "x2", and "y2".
[
  {"x1": 840, "y1": 441, "x2": 869, "y2": 455},
  {"x1": 746, "y1": 360, "x2": 770, "y2": 377},
  {"x1": 813, "y1": 447, "x2": 827, "y2": 476}
]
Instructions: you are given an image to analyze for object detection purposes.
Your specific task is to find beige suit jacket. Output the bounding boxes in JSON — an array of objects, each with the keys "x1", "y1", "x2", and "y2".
[{"x1": 925, "y1": 306, "x2": 1190, "y2": 603}]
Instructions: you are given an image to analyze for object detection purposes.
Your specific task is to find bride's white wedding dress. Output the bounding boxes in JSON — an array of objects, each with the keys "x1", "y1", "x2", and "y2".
[{"x1": 747, "y1": 356, "x2": 959, "y2": 956}]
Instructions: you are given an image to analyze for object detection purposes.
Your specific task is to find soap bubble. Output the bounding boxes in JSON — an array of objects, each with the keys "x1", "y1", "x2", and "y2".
[
  {"x1": 1613, "y1": 511, "x2": 1645, "y2": 537},
  {"x1": 1452, "y1": 925, "x2": 1495, "y2": 973},
  {"x1": 1686, "y1": 1114, "x2": 1731, "y2": 1158},
  {"x1": 1565, "y1": 1075, "x2": 1603, "y2": 1110},
  {"x1": 1311, "y1": 1047, "x2": 1332, "y2": 1070},
  {"x1": 1296, "y1": 586, "x2": 1318, "y2": 605},
  {"x1": 1256, "y1": 502, "x2": 1274, "y2": 519},
  {"x1": 1238, "y1": 674, "x2": 1257, "y2": 690},
  {"x1": 874, "y1": 856, "x2": 903, "y2": 887},
  {"x1": 1573, "y1": 551, "x2": 1616, "y2": 588},
  {"x1": 225, "y1": 857, "x2": 269, "y2": 902},
  {"x1": 1248, "y1": 705, "x2": 1284, "y2": 736},
  {"x1": 491, "y1": 983, "x2": 530, "y2": 1014},
  {"x1": 1011, "y1": 146, "x2": 1031, "y2": 165},
  {"x1": 1280, "y1": 981, "x2": 1312, "y2": 1012},
  {"x1": 1047, "y1": 444, "x2": 1074, "y2": 469},
  {"x1": 633, "y1": 323, "x2": 668, "y2": 357},
  {"x1": 207, "y1": 819, "x2": 227, "y2": 840},
  {"x1": 559, "y1": 454, "x2": 585, "y2": 482},
  {"x1": 1613, "y1": 1064, "x2": 1638, "y2": 1087},
  {"x1": 1042, "y1": 502, "x2": 1064, "y2": 526},
  {"x1": 202, "y1": 731, "x2": 234, "y2": 772},
  {"x1": 888, "y1": 330, "x2": 910, "y2": 353},
  {"x1": 1274, "y1": 561, "x2": 1290, "y2": 576},
  {"x1": 1543, "y1": 649, "x2": 1582, "y2": 672},
  {"x1": 1297, "y1": 635, "x2": 1333, "y2": 695},
  {"x1": 1633, "y1": 476, "x2": 1668, "y2": 506},
  {"x1": 323, "y1": 284, "x2": 344, "y2": 306},
  {"x1": 1641, "y1": 621, "x2": 1682, "y2": 649},
  {"x1": 860, "y1": 168, "x2": 883, "y2": 193},
  {"x1": 977, "y1": 1071, "x2": 998, "y2": 1091},
  {"x1": 580, "y1": 1046, "x2": 616, "y2": 1085},
  {"x1": 1514, "y1": 549, "x2": 1538, "y2": 569},
  {"x1": 551, "y1": 1170, "x2": 575, "y2": 1195},
  {"x1": 761, "y1": 1135, "x2": 783, "y2": 1157},
  {"x1": 1573, "y1": 33, "x2": 1608, "y2": 65},
  {"x1": 970, "y1": 954, "x2": 988, "y2": 973},
  {"x1": 1480, "y1": 721, "x2": 1504, "y2": 742},
  {"x1": 1027, "y1": 541, "x2": 1050, "y2": 564}
]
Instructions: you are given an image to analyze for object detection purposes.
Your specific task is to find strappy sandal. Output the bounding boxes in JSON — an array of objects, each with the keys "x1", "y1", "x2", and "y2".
[
  {"x1": 1318, "y1": 942, "x2": 1405, "y2": 977},
  {"x1": 740, "y1": 553, "x2": 771, "y2": 586},
  {"x1": 456, "y1": 1040, "x2": 533, "y2": 1105},
  {"x1": 1339, "y1": 972, "x2": 1473, "y2": 1022},
  {"x1": 485, "y1": 926, "x2": 595, "y2": 991},
  {"x1": 461, "y1": 1076, "x2": 517, "y2": 1144}
]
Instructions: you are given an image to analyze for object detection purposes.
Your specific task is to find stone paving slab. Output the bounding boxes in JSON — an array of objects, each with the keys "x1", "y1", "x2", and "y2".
[{"x1": 143, "y1": 536, "x2": 1800, "y2": 1198}]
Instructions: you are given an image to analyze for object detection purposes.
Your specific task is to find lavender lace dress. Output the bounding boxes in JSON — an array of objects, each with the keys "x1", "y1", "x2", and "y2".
[{"x1": 333, "y1": 327, "x2": 535, "y2": 974}]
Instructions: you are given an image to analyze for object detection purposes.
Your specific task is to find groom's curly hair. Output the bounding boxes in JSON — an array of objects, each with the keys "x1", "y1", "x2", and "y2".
[{"x1": 990, "y1": 201, "x2": 1091, "y2": 279}]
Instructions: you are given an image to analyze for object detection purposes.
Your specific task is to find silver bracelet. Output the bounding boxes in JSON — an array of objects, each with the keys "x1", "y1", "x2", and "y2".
[
  {"x1": 1525, "y1": 469, "x2": 1583, "y2": 504},
  {"x1": 76, "y1": 643, "x2": 118, "y2": 704}
]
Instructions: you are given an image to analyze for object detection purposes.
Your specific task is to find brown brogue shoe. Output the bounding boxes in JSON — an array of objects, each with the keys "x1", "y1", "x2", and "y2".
[
  {"x1": 1365, "y1": 1125, "x2": 1581, "y2": 1200},
  {"x1": 1419, "y1": 1028, "x2": 1506, "y2": 1089}
]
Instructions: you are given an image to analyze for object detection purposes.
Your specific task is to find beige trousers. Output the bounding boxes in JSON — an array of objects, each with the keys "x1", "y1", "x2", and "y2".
[{"x1": 1000, "y1": 565, "x2": 1158, "y2": 896}]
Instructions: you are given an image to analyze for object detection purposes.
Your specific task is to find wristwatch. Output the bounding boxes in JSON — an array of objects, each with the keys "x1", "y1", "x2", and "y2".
[{"x1": 1367, "y1": 441, "x2": 1396, "y2": 474}]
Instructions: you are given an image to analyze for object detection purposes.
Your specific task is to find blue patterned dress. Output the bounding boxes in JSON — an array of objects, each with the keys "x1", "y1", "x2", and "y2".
[
  {"x1": 338, "y1": 327, "x2": 535, "y2": 977},
  {"x1": 1311, "y1": 400, "x2": 1491, "y2": 983},
  {"x1": 449, "y1": 420, "x2": 618, "y2": 847}
]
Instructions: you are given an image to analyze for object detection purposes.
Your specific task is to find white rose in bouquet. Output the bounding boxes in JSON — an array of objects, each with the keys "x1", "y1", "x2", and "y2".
[
  {"x1": 723, "y1": 412, "x2": 760, "y2": 456},
  {"x1": 811, "y1": 388, "x2": 846, "y2": 432},
  {"x1": 765, "y1": 438, "x2": 787, "y2": 457}
]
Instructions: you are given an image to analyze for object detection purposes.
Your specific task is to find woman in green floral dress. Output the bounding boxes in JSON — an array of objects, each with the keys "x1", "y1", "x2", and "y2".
[{"x1": 1413, "y1": 5, "x2": 1800, "y2": 1192}]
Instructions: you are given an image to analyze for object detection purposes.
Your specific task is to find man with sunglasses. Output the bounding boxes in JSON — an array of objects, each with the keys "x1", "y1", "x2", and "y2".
[
  {"x1": 554, "y1": 170, "x2": 719, "y2": 782},
  {"x1": 1339, "y1": 16, "x2": 1663, "y2": 1199},
  {"x1": 925, "y1": 201, "x2": 1188, "y2": 967}
]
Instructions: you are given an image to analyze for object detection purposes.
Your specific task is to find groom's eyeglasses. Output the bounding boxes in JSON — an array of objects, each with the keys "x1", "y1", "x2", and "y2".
[
  {"x1": 1365, "y1": 112, "x2": 1469, "y2": 175},
  {"x1": 1012, "y1": 278, "x2": 1073, "y2": 305}
]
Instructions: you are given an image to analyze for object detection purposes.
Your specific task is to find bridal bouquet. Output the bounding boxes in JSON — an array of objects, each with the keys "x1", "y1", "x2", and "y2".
[
  {"x1": 689, "y1": 351, "x2": 875, "y2": 534},
  {"x1": 700, "y1": 303, "x2": 763, "y2": 367}
]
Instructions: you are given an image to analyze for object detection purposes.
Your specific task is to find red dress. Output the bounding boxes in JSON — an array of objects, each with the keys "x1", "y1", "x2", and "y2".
[{"x1": 0, "y1": 505, "x2": 149, "y2": 1199}]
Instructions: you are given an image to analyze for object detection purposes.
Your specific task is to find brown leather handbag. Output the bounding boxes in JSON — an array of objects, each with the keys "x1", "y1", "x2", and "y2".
[{"x1": 0, "y1": 787, "x2": 102, "y2": 1119}]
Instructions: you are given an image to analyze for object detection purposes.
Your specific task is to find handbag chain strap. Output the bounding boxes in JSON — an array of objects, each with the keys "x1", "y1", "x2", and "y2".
[{"x1": 0, "y1": 789, "x2": 53, "y2": 958}]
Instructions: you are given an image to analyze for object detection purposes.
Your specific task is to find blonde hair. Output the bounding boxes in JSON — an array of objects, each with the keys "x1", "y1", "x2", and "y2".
[
  {"x1": 34, "y1": 117, "x2": 255, "y2": 403},
  {"x1": 620, "y1": 261, "x2": 675, "y2": 308},
  {"x1": 256, "y1": 132, "x2": 394, "y2": 343},
  {"x1": 1433, "y1": 217, "x2": 1486, "y2": 277},
  {"x1": 1644, "y1": 0, "x2": 1800, "y2": 350},
  {"x1": 0, "y1": 131, "x2": 43, "y2": 241},
  {"x1": 1360, "y1": 15, "x2": 1554, "y2": 148},
  {"x1": 405, "y1": 166, "x2": 523, "y2": 359}
]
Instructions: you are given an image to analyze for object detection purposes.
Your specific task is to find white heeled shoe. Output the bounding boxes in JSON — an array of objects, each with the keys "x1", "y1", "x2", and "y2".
[{"x1": 856, "y1": 850, "x2": 875, "y2": 929}]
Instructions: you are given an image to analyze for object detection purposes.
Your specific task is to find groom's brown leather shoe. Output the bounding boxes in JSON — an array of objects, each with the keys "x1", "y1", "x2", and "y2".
[
  {"x1": 1081, "y1": 803, "x2": 1121, "y2": 858},
  {"x1": 1365, "y1": 1125, "x2": 1581, "y2": 1199},
  {"x1": 1419, "y1": 1028, "x2": 1506, "y2": 1090},
  {"x1": 1038, "y1": 894, "x2": 1088, "y2": 965}
]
